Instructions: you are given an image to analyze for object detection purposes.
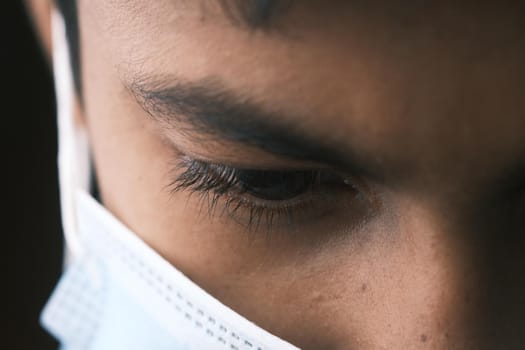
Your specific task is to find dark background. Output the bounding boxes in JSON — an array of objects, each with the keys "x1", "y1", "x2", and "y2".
[{"x1": 2, "y1": 2, "x2": 62, "y2": 349}]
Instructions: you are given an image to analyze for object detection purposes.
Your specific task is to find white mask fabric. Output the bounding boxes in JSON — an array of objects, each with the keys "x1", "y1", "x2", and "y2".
[{"x1": 40, "y1": 8, "x2": 300, "y2": 350}]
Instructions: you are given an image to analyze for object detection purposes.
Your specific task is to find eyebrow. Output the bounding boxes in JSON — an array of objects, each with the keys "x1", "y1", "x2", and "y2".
[{"x1": 126, "y1": 76, "x2": 378, "y2": 177}]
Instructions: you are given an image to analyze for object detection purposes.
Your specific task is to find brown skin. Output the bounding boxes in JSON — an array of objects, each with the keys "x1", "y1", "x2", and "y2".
[{"x1": 27, "y1": 1, "x2": 525, "y2": 349}]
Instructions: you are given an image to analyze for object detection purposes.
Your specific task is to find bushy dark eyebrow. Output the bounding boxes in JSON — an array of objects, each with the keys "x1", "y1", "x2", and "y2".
[{"x1": 126, "y1": 76, "x2": 378, "y2": 177}]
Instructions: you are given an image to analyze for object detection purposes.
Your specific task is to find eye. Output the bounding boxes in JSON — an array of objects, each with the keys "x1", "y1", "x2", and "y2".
[
  {"x1": 169, "y1": 157, "x2": 364, "y2": 232},
  {"x1": 234, "y1": 168, "x2": 347, "y2": 201}
]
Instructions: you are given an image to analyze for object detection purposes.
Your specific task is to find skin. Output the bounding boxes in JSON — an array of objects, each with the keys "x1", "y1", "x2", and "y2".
[{"x1": 27, "y1": 1, "x2": 525, "y2": 349}]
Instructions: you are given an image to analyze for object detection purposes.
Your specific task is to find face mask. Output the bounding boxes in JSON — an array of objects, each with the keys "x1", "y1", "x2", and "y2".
[{"x1": 41, "y1": 9, "x2": 299, "y2": 350}]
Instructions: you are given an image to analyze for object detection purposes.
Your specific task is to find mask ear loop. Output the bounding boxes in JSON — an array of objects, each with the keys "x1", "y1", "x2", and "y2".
[{"x1": 52, "y1": 8, "x2": 91, "y2": 261}]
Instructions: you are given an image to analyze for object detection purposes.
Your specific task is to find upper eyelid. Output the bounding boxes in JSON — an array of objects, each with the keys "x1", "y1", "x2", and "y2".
[
  {"x1": 171, "y1": 157, "x2": 354, "y2": 197},
  {"x1": 170, "y1": 157, "x2": 322, "y2": 194}
]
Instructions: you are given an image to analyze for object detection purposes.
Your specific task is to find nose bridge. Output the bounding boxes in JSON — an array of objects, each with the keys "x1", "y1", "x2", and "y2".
[{"x1": 396, "y1": 196, "x2": 525, "y2": 348}]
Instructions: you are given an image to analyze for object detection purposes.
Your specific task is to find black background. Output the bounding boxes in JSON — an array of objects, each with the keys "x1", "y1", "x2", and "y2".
[{"x1": 2, "y1": 2, "x2": 62, "y2": 349}]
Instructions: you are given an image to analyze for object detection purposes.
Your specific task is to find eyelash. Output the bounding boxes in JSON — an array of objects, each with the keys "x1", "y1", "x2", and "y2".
[{"x1": 168, "y1": 157, "x2": 356, "y2": 232}]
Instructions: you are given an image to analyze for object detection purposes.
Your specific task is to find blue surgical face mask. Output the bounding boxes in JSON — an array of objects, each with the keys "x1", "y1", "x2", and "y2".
[{"x1": 41, "y1": 9, "x2": 299, "y2": 350}]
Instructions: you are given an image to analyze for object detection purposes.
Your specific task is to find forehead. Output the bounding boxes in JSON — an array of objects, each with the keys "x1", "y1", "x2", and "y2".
[{"x1": 80, "y1": 0, "x2": 525, "y2": 185}]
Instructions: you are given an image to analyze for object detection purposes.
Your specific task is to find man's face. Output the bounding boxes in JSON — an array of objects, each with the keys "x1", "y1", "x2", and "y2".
[{"x1": 64, "y1": 1, "x2": 525, "y2": 348}]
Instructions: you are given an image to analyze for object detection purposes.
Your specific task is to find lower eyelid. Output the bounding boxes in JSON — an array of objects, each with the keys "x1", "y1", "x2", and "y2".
[{"x1": 217, "y1": 184, "x2": 363, "y2": 232}]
